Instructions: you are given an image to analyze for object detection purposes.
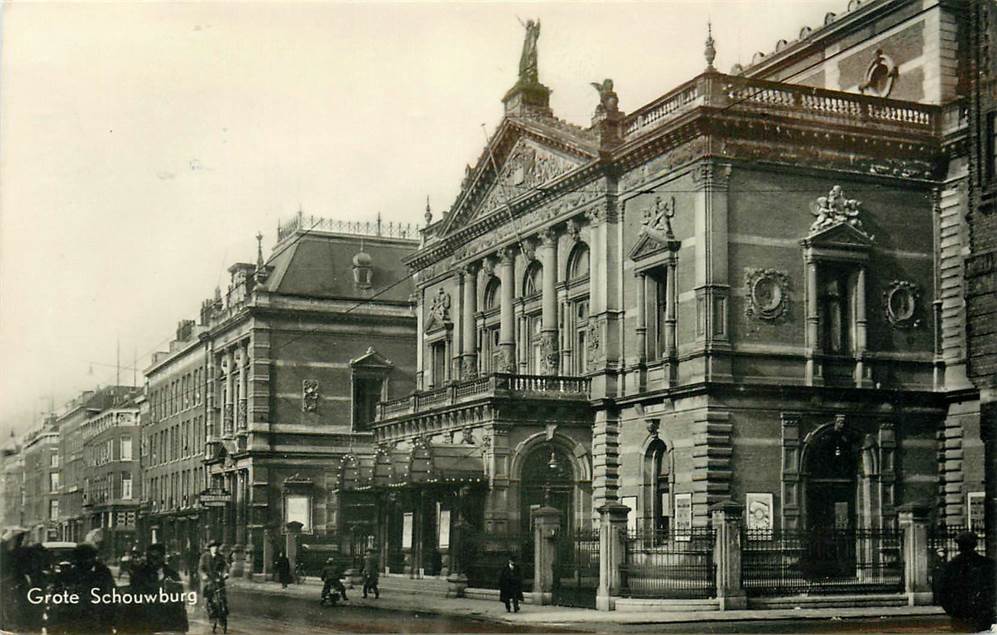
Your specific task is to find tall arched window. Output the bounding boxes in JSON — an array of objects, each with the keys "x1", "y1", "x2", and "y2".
[
  {"x1": 483, "y1": 277, "x2": 501, "y2": 310},
  {"x1": 481, "y1": 277, "x2": 501, "y2": 373},
  {"x1": 567, "y1": 244, "x2": 590, "y2": 282},
  {"x1": 523, "y1": 262, "x2": 542, "y2": 297},
  {"x1": 645, "y1": 439, "x2": 671, "y2": 533}
]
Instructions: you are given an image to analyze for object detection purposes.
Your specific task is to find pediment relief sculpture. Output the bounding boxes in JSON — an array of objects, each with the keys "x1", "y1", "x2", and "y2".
[
  {"x1": 641, "y1": 195, "x2": 676, "y2": 245},
  {"x1": 808, "y1": 185, "x2": 873, "y2": 239}
]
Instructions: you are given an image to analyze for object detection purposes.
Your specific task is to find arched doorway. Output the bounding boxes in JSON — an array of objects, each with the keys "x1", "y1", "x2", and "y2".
[
  {"x1": 803, "y1": 422, "x2": 861, "y2": 579},
  {"x1": 520, "y1": 445, "x2": 574, "y2": 534}
]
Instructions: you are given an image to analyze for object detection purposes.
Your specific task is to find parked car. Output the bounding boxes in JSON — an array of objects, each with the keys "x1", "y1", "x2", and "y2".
[{"x1": 42, "y1": 541, "x2": 77, "y2": 575}]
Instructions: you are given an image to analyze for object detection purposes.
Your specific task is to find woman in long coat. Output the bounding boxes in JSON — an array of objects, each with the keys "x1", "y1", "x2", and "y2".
[{"x1": 275, "y1": 552, "x2": 293, "y2": 588}]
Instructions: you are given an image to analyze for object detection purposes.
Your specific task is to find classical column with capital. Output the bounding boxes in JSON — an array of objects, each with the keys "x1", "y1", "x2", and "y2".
[
  {"x1": 461, "y1": 264, "x2": 478, "y2": 377},
  {"x1": 540, "y1": 228, "x2": 559, "y2": 375},
  {"x1": 498, "y1": 247, "x2": 517, "y2": 373}
]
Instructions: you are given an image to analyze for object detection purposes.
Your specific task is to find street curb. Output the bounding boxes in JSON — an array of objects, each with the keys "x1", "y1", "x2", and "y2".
[{"x1": 224, "y1": 577, "x2": 947, "y2": 627}]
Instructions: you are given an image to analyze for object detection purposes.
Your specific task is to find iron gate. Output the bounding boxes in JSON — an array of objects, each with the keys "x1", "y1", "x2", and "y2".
[{"x1": 553, "y1": 528, "x2": 600, "y2": 608}]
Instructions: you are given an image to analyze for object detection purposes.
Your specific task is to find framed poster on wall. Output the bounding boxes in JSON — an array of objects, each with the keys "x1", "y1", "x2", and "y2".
[
  {"x1": 620, "y1": 496, "x2": 638, "y2": 534},
  {"x1": 438, "y1": 510, "x2": 451, "y2": 549},
  {"x1": 746, "y1": 493, "x2": 773, "y2": 538},
  {"x1": 284, "y1": 494, "x2": 311, "y2": 532},
  {"x1": 402, "y1": 512, "x2": 414, "y2": 549},
  {"x1": 968, "y1": 491, "x2": 985, "y2": 536},
  {"x1": 674, "y1": 493, "x2": 692, "y2": 541}
]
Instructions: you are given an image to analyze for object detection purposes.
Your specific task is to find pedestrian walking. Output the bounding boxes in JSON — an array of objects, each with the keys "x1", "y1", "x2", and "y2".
[
  {"x1": 498, "y1": 556, "x2": 524, "y2": 613},
  {"x1": 127, "y1": 543, "x2": 189, "y2": 634},
  {"x1": 319, "y1": 557, "x2": 348, "y2": 604},
  {"x1": 937, "y1": 531, "x2": 996, "y2": 633},
  {"x1": 275, "y1": 552, "x2": 293, "y2": 588},
  {"x1": 362, "y1": 547, "x2": 380, "y2": 599}
]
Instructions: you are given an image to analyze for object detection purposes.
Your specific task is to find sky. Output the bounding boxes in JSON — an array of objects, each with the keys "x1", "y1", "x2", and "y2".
[{"x1": 0, "y1": 0, "x2": 845, "y2": 437}]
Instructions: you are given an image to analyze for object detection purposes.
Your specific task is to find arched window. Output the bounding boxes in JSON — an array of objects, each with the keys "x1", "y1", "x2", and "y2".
[
  {"x1": 483, "y1": 277, "x2": 501, "y2": 311},
  {"x1": 645, "y1": 439, "x2": 671, "y2": 534},
  {"x1": 567, "y1": 244, "x2": 590, "y2": 282},
  {"x1": 523, "y1": 262, "x2": 542, "y2": 297}
]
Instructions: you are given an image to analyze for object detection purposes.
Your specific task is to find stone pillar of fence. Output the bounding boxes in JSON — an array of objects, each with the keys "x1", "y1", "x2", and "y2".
[
  {"x1": 532, "y1": 505, "x2": 560, "y2": 606},
  {"x1": 596, "y1": 502, "x2": 630, "y2": 611},
  {"x1": 898, "y1": 502, "x2": 932, "y2": 606},
  {"x1": 711, "y1": 500, "x2": 747, "y2": 610}
]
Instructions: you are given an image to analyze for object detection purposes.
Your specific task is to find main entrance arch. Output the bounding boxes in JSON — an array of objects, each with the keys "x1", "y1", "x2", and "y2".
[{"x1": 519, "y1": 444, "x2": 574, "y2": 534}]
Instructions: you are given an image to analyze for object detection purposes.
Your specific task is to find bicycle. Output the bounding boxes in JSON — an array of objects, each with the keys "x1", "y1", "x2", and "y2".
[{"x1": 204, "y1": 575, "x2": 229, "y2": 634}]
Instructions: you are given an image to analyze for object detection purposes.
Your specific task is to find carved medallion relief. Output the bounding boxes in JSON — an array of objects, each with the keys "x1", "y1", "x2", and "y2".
[
  {"x1": 745, "y1": 268, "x2": 790, "y2": 321},
  {"x1": 883, "y1": 280, "x2": 920, "y2": 329}
]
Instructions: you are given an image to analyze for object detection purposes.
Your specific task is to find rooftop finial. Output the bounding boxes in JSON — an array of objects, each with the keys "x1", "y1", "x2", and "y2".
[
  {"x1": 255, "y1": 231, "x2": 264, "y2": 269},
  {"x1": 424, "y1": 196, "x2": 433, "y2": 225},
  {"x1": 704, "y1": 21, "x2": 716, "y2": 71}
]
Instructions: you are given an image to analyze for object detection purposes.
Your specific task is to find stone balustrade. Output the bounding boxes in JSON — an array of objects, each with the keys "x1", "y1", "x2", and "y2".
[
  {"x1": 377, "y1": 372, "x2": 591, "y2": 422},
  {"x1": 624, "y1": 72, "x2": 940, "y2": 139}
]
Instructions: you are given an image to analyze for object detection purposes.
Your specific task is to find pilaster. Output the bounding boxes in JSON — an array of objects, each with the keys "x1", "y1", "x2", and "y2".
[
  {"x1": 691, "y1": 410, "x2": 732, "y2": 526},
  {"x1": 591, "y1": 408, "x2": 621, "y2": 514}
]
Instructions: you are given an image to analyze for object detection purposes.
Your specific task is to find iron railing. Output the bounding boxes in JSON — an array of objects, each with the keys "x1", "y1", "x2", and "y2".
[
  {"x1": 462, "y1": 531, "x2": 535, "y2": 591},
  {"x1": 621, "y1": 528, "x2": 717, "y2": 599},
  {"x1": 741, "y1": 528, "x2": 904, "y2": 596},
  {"x1": 554, "y1": 528, "x2": 601, "y2": 608},
  {"x1": 927, "y1": 524, "x2": 985, "y2": 598}
]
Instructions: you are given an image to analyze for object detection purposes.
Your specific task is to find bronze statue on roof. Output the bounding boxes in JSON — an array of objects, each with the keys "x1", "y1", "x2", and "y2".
[{"x1": 518, "y1": 18, "x2": 541, "y2": 84}]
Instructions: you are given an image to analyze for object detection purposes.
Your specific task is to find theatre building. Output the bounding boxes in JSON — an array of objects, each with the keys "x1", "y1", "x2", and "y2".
[{"x1": 357, "y1": 0, "x2": 981, "y2": 606}]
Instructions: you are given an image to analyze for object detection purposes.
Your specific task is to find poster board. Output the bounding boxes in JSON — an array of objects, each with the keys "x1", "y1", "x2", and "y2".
[
  {"x1": 285, "y1": 495, "x2": 311, "y2": 532},
  {"x1": 402, "y1": 512, "x2": 414, "y2": 549},
  {"x1": 746, "y1": 493, "x2": 773, "y2": 538},
  {"x1": 620, "y1": 496, "x2": 638, "y2": 534},
  {"x1": 674, "y1": 493, "x2": 692, "y2": 541},
  {"x1": 438, "y1": 510, "x2": 451, "y2": 549},
  {"x1": 969, "y1": 491, "x2": 985, "y2": 535}
]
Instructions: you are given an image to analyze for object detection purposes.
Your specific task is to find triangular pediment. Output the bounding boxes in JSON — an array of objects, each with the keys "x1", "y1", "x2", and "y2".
[
  {"x1": 629, "y1": 233, "x2": 673, "y2": 261},
  {"x1": 804, "y1": 221, "x2": 874, "y2": 248},
  {"x1": 350, "y1": 347, "x2": 394, "y2": 369},
  {"x1": 439, "y1": 120, "x2": 596, "y2": 237}
]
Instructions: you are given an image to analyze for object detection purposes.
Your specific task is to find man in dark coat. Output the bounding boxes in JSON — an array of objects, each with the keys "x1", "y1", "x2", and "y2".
[
  {"x1": 128, "y1": 543, "x2": 189, "y2": 634},
  {"x1": 362, "y1": 548, "x2": 380, "y2": 599},
  {"x1": 938, "y1": 531, "x2": 996, "y2": 633},
  {"x1": 49, "y1": 543, "x2": 116, "y2": 635},
  {"x1": 275, "y1": 552, "x2": 293, "y2": 588},
  {"x1": 498, "y1": 557, "x2": 524, "y2": 613},
  {"x1": 319, "y1": 557, "x2": 348, "y2": 603}
]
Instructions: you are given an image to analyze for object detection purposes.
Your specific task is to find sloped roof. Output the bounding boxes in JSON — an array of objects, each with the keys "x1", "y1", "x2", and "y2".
[{"x1": 263, "y1": 233, "x2": 417, "y2": 303}]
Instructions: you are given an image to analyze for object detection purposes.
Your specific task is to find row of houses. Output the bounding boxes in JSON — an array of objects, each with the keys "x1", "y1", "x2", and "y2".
[{"x1": 3, "y1": 0, "x2": 997, "y2": 610}]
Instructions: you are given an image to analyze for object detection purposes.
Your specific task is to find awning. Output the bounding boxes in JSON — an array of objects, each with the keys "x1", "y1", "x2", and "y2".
[{"x1": 336, "y1": 439, "x2": 486, "y2": 492}]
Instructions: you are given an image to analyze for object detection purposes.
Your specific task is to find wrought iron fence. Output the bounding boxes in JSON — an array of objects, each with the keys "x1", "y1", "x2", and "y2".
[
  {"x1": 620, "y1": 528, "x2": 717, "y2": 599},
  {"x1": 463, "y1": 531, "x2": 535, "y2": 591},
  {"x1": 296, "y1": 534, "x2": 342, "y2": 579},
  {"x1": 554, "y1": 528, "x2": 601, "y2": 608},
  {"x1": 741, "y1": 528, "x2": 904, "y2": 596}
]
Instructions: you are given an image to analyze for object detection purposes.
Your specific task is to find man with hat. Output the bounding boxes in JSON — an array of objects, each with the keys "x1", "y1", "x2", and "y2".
[
  {"x1": 362, "y1": 547, "x2": 380, "y2": 599},
  {"x1": 937, "y1": 531, "x2": 996, "y2": 632},
  {"x1": 319, "y1": 556, "x2": 347, "y2": 604},
  {"x1": 198, "y1": 541, "x2": 228, "y2": 590},
  {"x1": 128, "y1": 543, "x2": 189, "y2": 634}
]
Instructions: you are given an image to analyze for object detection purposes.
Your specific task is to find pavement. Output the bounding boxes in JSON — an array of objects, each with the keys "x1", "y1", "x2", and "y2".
[{"x1": 224, "y1": 573, "x2": 947, "y2": 627}]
